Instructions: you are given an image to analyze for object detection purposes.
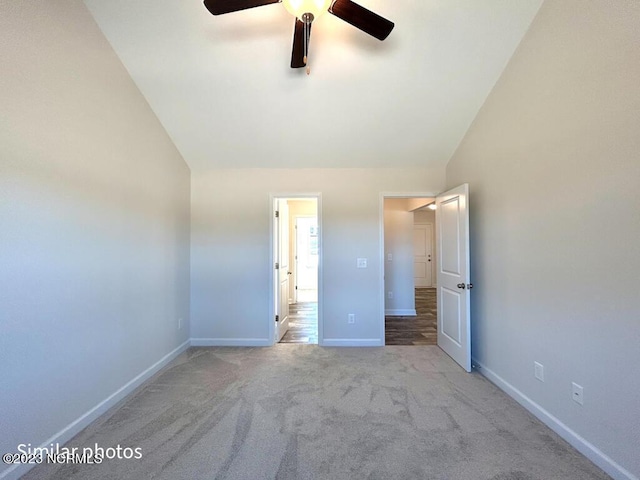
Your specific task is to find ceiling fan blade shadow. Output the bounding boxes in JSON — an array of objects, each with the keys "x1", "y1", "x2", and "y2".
[
  {"x1": 291, "y1": 18, "x2": 311, "y2": 68},
  {"x1": 329, "y1": 0, "x2": 394, "y2": 41},
  {"x1": 203, "y1": 0, "x2": 280, "y2": 16}
]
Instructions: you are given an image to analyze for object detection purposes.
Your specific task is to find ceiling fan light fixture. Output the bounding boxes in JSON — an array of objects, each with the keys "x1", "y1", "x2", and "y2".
[
  {"x1": 204, "y1": 0, "x2": 394, "y2": 70},
  {"x1": 282, "y1": 0, "x2": 332, "y2": 19}
]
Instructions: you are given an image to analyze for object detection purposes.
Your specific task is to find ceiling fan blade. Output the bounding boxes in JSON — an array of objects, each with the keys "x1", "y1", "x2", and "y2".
[
  {"x1": 291, "y1": 18, "x2": 312, "y2": 68},
  {"x1": 203, "y1": 0, "x2": 280, "y2": 16},
  {"x1": 329, "y1": 0, "x2": 394, "y2": 41}
]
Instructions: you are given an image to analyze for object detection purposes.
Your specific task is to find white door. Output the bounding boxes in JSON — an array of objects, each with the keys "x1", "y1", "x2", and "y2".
[
  {"x1": 413, "y1": 224, "x2": 433, "y2": 287},
  {"x1": 275, "y1": 199, "x2": 290, "y2": 342},
  {"x1": 436, "y1": 184, "x2": 471, "y2": 372}
]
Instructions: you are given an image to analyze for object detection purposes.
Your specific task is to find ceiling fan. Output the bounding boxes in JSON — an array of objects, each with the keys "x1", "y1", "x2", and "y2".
[{"x1": 203, "y1": 0, "x2": 394, "y2": 72}]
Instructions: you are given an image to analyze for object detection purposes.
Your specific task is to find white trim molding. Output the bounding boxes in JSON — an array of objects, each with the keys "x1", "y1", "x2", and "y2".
[
  {"x1": 0, "y1": 341, "x2": 190, "y2": 480},
  {"x1": 190, "y1": 338, "x2": 271, "y2": 347},
  {"x1": 385, "y1": 309, "x2": 417, "y2": 316},
  {"x1": 473, "y1": 358, "x2": 638, "y2": 480},
  {"x1": 322, "y1": 339, "x2": 383, "y2": 347}
]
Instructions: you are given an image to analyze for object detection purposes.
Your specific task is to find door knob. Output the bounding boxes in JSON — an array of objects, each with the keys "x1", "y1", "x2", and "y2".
[
  {"x1": 457, "y1": 283, "x2": 466, "y2": 289},
  {"x1": 467, "y1": 284, "x2": 473, "y2": 289}
]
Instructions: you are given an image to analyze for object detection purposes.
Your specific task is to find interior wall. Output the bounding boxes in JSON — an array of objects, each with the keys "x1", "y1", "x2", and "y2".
[
  {"x1": 383, "y1": 199, "x2": 416, "y2": 315},
  {"x1": 0, "y1": 2, "x2": 191, "y2": 478},
  {"x1": 191, "y1": 168, "x2": 445, "y2": 346},
  {"x1": 446, "y1": 1, "x2": 640, "y2": 478},
  {"x1": 413, "y1": 210, "x2": 435, "y2": 224}
]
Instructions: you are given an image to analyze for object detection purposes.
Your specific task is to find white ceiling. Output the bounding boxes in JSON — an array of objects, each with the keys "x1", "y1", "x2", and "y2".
[{"x1": 83, "y1": 0, "x2": 543, "y2": 171}]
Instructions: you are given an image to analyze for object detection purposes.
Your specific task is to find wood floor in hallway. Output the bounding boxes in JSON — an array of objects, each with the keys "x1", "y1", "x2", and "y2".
[
  {"x1": 385, "y1": 287, "x2": 437, "y2": 345},
  {"x1": 280, "y1": 288, "x2": 436, "y2": 345},
  {"x1": 279, "y1": 302, "x2": 318, "y2": 344}
]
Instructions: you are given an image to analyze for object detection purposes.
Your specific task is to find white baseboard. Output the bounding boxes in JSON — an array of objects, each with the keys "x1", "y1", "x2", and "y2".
[
  {"x1": 385, "y1": 309, "x2": 417, "y2": 316},
  {"x1": 321, "y1": 339, "x2": 383, "y2": 347},
  {"x1": 190, "y1": 338, "x2": 271, "y2": 347},
  {"x1": 472, "y1": 358, "x2": 638, "y2": 480},
  {"x1": 0, "y1": 340, "x2": 190, "y2": 480}
]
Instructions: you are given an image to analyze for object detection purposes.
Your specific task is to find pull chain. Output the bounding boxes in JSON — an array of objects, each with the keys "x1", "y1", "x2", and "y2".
[
  {"x1": 304, "y1": 18, "x2": 309, "y2": 75},
  {"x1": 301, "y1": 13, "x2": 313, "y2": 75}
]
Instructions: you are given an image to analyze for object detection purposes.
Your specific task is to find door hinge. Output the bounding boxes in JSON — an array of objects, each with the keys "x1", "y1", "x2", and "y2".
[
  {"x1": 275, "y1": 315, "x2": 279, "y2": 322},
  {"x1": 295, "y1": 286, "x2": 298, "y2": 290},
  {"x1": 275, "y1": 262, "x2": 279, "y2": 270},
  {"x1": 275, "y1": 211, "x2": 279, "y2": 218}
]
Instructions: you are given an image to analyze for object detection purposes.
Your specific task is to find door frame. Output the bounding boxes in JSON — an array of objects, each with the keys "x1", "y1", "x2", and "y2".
[
  {"x1": 379, "y1": 192, "x2": 439, "y2": 344},
  {"x1": 269, "y1": 193, "x2": 323, "y2": 346}
]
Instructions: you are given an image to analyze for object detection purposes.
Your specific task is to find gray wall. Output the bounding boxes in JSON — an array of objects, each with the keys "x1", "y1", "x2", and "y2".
[
  {"x1": 0, "y1": 2, "x2": 191, "y2": 478},
  {"x1": 384, "y1": 199, "x2": 416, "y2": 315},
  {"x1": 191, "y1": 168, "x2": 444, "y2": 346},
  {"x1": 446, "y1": 1, "x2": 640, "y2": 478}
]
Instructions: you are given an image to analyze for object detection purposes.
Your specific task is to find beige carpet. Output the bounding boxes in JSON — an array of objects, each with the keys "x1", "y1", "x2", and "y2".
[{"x1": 23, "y1": 346, "x2": 610, "y2": 480}]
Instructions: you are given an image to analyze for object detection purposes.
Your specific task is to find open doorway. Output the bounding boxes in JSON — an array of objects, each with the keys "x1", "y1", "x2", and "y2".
[
  {"x1": 381, "y1": 187, "x2": 472, "y2": 370},
  {"x1": 383, "y1": 196, "x2": 438, "y2": 345},
  {"x1": 272, "y1": 196, "x2": 320, "y2": 345}
]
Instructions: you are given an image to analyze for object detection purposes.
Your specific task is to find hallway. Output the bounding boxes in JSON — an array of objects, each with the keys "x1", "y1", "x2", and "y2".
[
  {"x1": 385, "y1": 288, "x2": 436, "y2": 345},
  {"x1": 279, "y1": 302, "x2": 318, "y2": 344}
]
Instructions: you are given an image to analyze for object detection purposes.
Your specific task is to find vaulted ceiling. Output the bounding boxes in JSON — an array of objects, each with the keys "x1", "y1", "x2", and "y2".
[{"x1": 83, "y1": 0, "x2": 543, "y2": 171}]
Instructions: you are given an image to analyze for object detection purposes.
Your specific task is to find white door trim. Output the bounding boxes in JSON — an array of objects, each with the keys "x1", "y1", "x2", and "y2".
[
  {"x1": 269, "y1": 193, "x2": 323, "y2": 346},
  {"x1": 379, "y1": 192, "x2": 439, "y2": 345}
]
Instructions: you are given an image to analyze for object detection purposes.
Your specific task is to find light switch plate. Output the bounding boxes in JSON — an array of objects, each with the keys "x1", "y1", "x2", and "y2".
[{"x1": 357, "y1": 258, "x2": 367, "y2": 268}]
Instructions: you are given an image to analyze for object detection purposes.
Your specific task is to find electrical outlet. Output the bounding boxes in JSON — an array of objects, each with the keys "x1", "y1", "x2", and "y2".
[
  {"x1": 534, "y1": 361, "x2": 544, "y2": 382},
  {"x1": 178, "y1": 318, "x2": 182, "y2": 330},
  {"x1": 387, "y1": 253, "x2": 393, "y2": 261},
  {"x1": 388, "y1": 291, "x2": 393, "y2": 299},
  {"x1": 572, "y1": 382, "x2": 584, "y2": 405},
  {"x1": 348, "y1": 314, "x2": 355, "y2": 324}
]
